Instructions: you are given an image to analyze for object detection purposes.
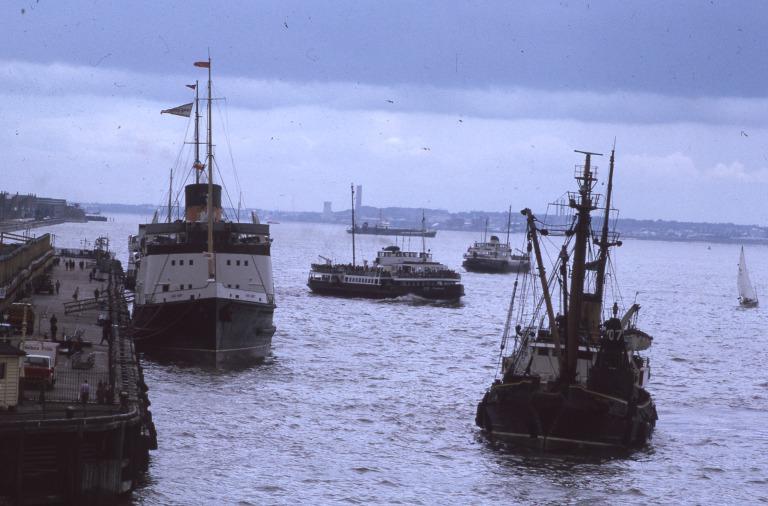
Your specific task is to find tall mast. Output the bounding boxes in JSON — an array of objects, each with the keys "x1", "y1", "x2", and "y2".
[
  {"x1": 350, "y1": 184, "x2": 356, "y2": 267},
  {"x1": 594, "y1": 146, "x2": 616, "y2": 304},
  {"x1": 167, "y1": 168, "x2": 173, "y2": 223},
  {"x1": 505, "y1": 205, "x2": 512, "y2": 246},
  {"x1": 194, "y1": 80, "x2": 201, "y2": 184},
  {"x1": 523, "y1": 208, "x2": 562, "y2": 362},
  {"x1": 483, "y1": 217, "x2": 488, "y2": 242},
  {"x1": 564, "y1": 150, "x2": 602, "y2": 383},
  {"x1": 205, "y1": 57, "x2": 215, "y2": 280},
  {"x1": 421, "y1": 210, "x2": 426, "y2": 256}
]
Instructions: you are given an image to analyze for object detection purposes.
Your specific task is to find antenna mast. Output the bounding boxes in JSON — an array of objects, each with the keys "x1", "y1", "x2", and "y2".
[{"x1": 351, "y1": 184, "x2": 356, "y2": 267}]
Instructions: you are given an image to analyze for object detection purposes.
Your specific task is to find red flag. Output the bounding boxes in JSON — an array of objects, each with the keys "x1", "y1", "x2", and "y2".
[
  {"x1": 186, "y1": 84, "x2": 196, "y2": 90},
  {"x1": 194, "y1": 61, "x2": 210, "y2": 68}
]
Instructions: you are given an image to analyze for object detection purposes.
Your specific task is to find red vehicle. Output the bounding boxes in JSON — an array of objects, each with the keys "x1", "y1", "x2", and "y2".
[{"x1": 23, "y1": 354, "x2": 56, "y2": 389}]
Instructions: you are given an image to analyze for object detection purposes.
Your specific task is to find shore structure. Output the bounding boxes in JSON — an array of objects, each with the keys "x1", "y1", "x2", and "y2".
[{"x1": 0, "y1": 240, "x2": 156, "y2": 504}]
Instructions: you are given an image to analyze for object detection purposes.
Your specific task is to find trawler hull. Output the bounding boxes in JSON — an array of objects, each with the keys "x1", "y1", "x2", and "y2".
[
  {"x1": 476, "y1": 379, "x2": 657, "y2": 450},
  {"x1": 132, "y1": 297, "x2": 275, "y2": 365},
  {"x1": 307, "y1": 279, "x2": 464, "y2": 300},
  {"x1": 462, "y1": 257, "x2": 529, "y2": 273}
]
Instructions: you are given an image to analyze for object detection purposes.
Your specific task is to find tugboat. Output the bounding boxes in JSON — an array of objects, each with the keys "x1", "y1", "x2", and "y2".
[
  {"x1": 129, "y1": 59, "x2": 276, "y2": 365},
  {"x1": 462, "y1": 209, "x2": 530, "y2": 273},
  {"x1": 309, "y1": 186, "x2": 463, "y2": 300},
  {"x1": 475, "y1": 148, "x2": 657, "y2": 450}
]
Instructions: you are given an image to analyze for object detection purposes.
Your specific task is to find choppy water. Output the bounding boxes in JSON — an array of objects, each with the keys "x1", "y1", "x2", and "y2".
[{"x1": 31, "y1": 215, "x2": 768, "y2": 504}]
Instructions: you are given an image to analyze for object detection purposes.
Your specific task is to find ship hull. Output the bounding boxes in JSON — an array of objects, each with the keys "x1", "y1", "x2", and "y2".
[
  {"x1": 132, "y1": 297, "x2": 276, "y2": 366},
  {"x1": 475, "y1": 379, "x2": 657, "y2": 450},
  {"x1": 307, "y1": 279, "x2": 463, "y2": 300},
  {"x1": 346, "y1": 228, "x2": 437, "y2": 238},
  {"x1": 462, "y1": 258, "x2": 529, "y2": 273}
]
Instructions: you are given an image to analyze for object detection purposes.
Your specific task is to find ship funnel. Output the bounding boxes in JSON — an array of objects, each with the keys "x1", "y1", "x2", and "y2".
[{"x1": 184, "y1": 183, "x2": 222, "y2": 222}]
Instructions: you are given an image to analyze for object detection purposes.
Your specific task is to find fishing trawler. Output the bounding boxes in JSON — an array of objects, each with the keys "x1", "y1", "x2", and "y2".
[
  {"x1": 738, "y1": 246, "x2": 758, "y2": 307},
  {"x1": 129, "y1": 59, "x2": 276, "y2": 364},
  {"x1": 463, "y1": 209, "x2": 530, "y2": 273},
  {"x1": 475, "y1": 148, "x2": 657, "y2": 450},
  {"x1": 309, "y1": 186, "x2": 463, "y2": 300}
]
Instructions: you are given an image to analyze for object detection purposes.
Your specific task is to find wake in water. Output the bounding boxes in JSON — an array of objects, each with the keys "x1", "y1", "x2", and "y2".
[{"x1": 378, "y1": 293, "x2": 464, "y2": 308}]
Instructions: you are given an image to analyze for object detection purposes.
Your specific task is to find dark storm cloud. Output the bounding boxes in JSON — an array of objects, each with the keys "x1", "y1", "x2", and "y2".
[{"x1": 4, "y1": 0, "x2": 767, "y2": 97}]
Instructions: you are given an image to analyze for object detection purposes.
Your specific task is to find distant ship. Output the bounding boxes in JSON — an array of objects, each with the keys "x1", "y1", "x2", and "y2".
[
  {"x1": 309, "y1": 186, "x2": 463, "y2": 300},
  {"x1": 462, "y1": 210, "x2": 530, "y2": 273},
  {"x1": 129, "y1": 59, "x2": 276, "y2": 365},
  {"x1": 475, "y1": 148, "x2": 657, "y2": 450},
  {"x1": 347, "y1": 222, "x2": 437, "y2": 238}
]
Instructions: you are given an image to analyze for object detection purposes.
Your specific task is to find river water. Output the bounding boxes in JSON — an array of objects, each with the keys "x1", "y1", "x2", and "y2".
[{"x1": 29, "y1": 215, "x2": 768, "y2": 504}]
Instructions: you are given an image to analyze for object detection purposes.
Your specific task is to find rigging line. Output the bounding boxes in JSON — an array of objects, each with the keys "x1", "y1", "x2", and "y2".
[
  {"x1": 213, "y1": 158, "x2": 237, "y2": 222},
  {"x1": 248, "y1": 253, "x2": 274, "y2": 304},
  {"x1": 214, "y1": 91, "x2": 245, "y2": 209},
  {"x1": 155, "y1": 112, "x2": 195, "y2": 214}
]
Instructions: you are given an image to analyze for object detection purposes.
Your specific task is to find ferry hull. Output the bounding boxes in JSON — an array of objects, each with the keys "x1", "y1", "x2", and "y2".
[
  {"x1": 475, "y1": 380, "x2": 657, "y2": 450},
  {"x1": 462, "y1": 258, "x2": 529, "y2": 273},
  {"x1": 132, "y1": 297, "x2": 275, "y2": 366},
  {"x1": 307, "y1": 279, "x2": 463, "y2": 301}
]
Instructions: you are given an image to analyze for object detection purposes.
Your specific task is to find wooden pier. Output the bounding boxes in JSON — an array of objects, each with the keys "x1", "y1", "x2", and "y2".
[{"x1": 0, "y1": 246, "x2": 156, "y2": 505}]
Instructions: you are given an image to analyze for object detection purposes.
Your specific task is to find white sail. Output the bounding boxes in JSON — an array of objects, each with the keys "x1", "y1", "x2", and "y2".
[{"x1": 738, "y1": 246, "x2": 758, "y2": 304}]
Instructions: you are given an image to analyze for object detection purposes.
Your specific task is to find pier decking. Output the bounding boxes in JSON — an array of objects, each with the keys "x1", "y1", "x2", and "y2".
[{"x1": 0, "y1": 247, "x2": 156, "y2": 504}]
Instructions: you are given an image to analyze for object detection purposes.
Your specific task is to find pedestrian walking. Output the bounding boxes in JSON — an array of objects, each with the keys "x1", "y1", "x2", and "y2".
[{"x1": 55, "y1": 279, "x2": 60, "y2": 294}]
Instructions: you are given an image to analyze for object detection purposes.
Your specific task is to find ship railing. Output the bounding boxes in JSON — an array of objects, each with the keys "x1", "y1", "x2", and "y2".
[{"x1": 392, "y1": 269, "x2": 460, "y2": 280}]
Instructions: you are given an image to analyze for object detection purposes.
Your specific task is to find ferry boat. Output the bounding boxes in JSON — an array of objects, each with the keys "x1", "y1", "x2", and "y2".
[
  {"x1": 308, "y1": 245, "x2": 463, "y2": 300},
  {"x1": 309, "y1": 186, "x2": 462, "y2": 300},
  {"x1": 128, "y1": 59, "x2": 276, "y2": 365},
  {"x1": 463, "y1": 210, "x2": 530, "y2": 273},
  {"x1": 475, "y1": 148, "x2": 657, "y2": 450}
]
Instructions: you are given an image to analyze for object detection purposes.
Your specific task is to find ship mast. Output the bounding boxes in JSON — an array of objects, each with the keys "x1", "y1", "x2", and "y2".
[
  {"x1": 505, "y1": 205, "x2": 512, "y2": 246},
  {"x1": 523, "y1": 208, "x2": 562, "y2": 362},
  {"x1": 564, "y1": 150, "x2": 602, "y2": 383},
  {"x1": 167, "y1": 169, "x2": 173, "y2": 223},
  {"x1": 421, "y1": 210, "x2": 426, "y2": 257},
  {"x1": 205, "y1": 57, "x2": 215, "y2": 280},
  {"x1": 351, "y1": 183, "x2": 356, "y2": 267},
  {"x1": 194, "y1": 80, "x2": 201, "y2": 184},
  {"x1": 594, "y1": 146, "x2": 616, "y2": 305}
]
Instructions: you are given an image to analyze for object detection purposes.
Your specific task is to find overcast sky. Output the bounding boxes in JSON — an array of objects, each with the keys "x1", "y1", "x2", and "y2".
[{"x1": 2, "y1": 1, "x2": 768, "y2": 224}]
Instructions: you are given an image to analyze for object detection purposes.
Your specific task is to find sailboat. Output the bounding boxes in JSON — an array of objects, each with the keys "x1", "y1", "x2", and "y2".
[
  {"x1": 308, "y1": 186, "x2": 463, "y2": 300},
  {"x1": 128, "y1": 59, "x2": 276, "y2": 365},
  {"x1": 738, "y1": 246, "x2": 758, "y2": 307},
  {"x1": 475, "y1": 148, "x2": 657, "y2": 450},
  {"x1": 462, "y1": 208, "x2": 530, "y2": 273}
]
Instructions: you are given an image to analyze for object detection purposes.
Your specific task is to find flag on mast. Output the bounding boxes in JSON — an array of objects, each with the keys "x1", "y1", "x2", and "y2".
[
  {"x1": 186, "y1": 84, "x2": 196, "y2": 90},
  {"x1": 193, "y1": 61, "x2": 210, "y2": 68},
  {"x1": 160, "y1": 102, "x2": 193, "y2": 117}
]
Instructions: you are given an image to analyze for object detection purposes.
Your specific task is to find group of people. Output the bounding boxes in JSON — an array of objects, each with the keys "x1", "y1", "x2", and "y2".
[
  {"x1": 79, "y1": 379, "x2": 114, "y2": 405},
  {"x1": 62, "y1": 258, "x2": 85, "y2": 271}
]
